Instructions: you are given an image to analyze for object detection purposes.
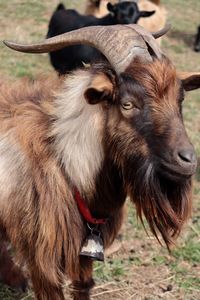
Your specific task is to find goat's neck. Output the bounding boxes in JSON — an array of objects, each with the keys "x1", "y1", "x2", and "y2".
[
  {"x1": 88, "y1": 158, "x2": 126, "y2": 217},
  {"x1": 52, "y1": 70, "x2": 105, "y2": 196}
]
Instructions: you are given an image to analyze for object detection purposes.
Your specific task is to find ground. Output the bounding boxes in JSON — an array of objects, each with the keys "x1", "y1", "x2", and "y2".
[{"x1": 0, "y1": 0, "x2": 199, "y2": 299}]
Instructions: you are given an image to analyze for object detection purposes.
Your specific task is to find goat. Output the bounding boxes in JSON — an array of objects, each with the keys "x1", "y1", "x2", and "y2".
[
  {"x1": 194, "y1": 25, "x2": 200, "y2": 52},
  {"x1": 85, "y1": 0, "x2": 166, "y2": 43},
  {"x1": 47, "y1": 2, "x2": 155, "y2": 74},
  {"x1": 2, "y1": 24, "x2": 200, "y2": 300}
]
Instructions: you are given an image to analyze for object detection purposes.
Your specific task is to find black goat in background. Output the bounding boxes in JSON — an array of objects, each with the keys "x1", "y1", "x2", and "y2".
[{"x1": 47, "y1": 2, "x2": 155, "y2": 74}]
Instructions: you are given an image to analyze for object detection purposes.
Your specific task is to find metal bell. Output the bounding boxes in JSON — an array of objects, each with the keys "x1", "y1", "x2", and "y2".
[{"x1": 80, "y1": 233, "x2": 104, "y2": 262}]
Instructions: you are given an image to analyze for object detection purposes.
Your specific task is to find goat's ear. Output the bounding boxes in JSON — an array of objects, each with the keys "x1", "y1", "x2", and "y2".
[
  {"x1": 84, "y1": 73, "x2": 114, "y2": 105},
  {"x1": 107, "y1": 3, "x2": 116, "y2": 13},
  {"x1": 139, "y1": 10, "x2": 155, "y2": 18},
  {"x1": 178, "y1": 72, "x2": 200, "y2": 91}
]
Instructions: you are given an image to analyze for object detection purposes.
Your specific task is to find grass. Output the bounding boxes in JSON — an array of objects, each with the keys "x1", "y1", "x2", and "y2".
[{"x1": 0, "y1": 0, "x2": 200, "y2": 299}]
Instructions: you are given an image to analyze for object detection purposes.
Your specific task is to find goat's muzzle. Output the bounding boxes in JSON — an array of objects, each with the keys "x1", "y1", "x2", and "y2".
[{"x1": 159, "y1": 143, "x2": 197, "y2": 181}]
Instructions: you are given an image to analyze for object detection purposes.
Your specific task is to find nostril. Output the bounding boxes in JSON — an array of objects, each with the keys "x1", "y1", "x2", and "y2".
[{"x1": 178, "y1": 149, "x2": 196, "y2": 164}]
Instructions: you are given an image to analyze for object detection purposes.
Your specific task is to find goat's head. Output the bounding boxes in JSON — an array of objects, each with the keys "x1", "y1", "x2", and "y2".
[
  {"x1": 107, "y1": 1, "x2": 155, "y2": 24},
  {"x1": 4, "y1": 24, "x2": 200, "y2": 248},
  {"x1": 91, "y1": 61, "x2": 199, "y2": 248}
]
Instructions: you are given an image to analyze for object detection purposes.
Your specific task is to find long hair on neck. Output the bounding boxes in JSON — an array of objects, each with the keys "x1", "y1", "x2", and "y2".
[{"x1": 127, "y1": 156, "x2": 192, "y2": 250}]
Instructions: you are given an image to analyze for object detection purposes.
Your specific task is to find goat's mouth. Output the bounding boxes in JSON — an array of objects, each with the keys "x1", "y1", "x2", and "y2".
[{"x1": 158, "y1": 160, "x2": 196, "y2": 182}]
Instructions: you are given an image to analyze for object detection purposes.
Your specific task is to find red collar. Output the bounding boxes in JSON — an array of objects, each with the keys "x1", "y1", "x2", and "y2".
[{"x1": 75, "y1": 189, "x2": 107, "y2": 225}]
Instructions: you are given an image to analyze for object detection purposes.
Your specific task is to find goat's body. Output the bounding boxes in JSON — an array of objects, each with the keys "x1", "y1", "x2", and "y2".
[{"x1": 0, "y1": 72, "x2": 125, "y2": 299}]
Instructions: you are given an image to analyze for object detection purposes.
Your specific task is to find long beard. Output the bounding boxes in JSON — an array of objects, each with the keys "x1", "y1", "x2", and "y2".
[{"x1": 126, "y1": 157, "x2": 192, "y2": 249}]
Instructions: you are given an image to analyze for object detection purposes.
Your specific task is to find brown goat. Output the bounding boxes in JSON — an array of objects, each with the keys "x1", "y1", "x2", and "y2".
[{"x1": 1, "y1": 24, "x2": 200, "y2": 299}]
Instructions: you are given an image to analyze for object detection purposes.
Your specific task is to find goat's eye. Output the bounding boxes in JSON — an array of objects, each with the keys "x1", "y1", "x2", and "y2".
[{"x1": 121, "y1": 102, "x2": 134, "y2": 110}]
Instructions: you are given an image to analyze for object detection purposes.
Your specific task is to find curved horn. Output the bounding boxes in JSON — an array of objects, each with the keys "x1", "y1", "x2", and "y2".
[
  {"x1": 152, "y1": 23, "x2": 171, "y2": 39},
  {"x1": 4, "y1": 24, "x2": 166, "y2": 73}
]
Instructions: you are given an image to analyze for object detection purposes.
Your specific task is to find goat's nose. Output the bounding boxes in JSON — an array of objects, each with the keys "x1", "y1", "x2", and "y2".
[{"x1": 178, "y1": 148, "x2": 197, "y2": 165}]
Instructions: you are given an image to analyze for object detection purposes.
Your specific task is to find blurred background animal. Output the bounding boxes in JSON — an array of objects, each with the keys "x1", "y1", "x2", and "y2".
[
  {"x1": 85, "y1": 0, "x2": 167, "y2": 44},
  {"x1": 194, "y1": 25, "x2": 200, "y2": 52},
  {"x1": 47, "y1": 2, "x2": 155, "y2": 74}
]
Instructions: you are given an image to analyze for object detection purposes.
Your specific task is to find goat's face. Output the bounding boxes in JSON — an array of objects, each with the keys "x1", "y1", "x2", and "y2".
[
  {"x1": 121, "y1": 60, "x2": 197, "y2": 182},
  {"x1": 85, "y1": 59, "x2": 200, "y2": 246},
  {"x1": 107, "y1": 1, "x2": 155, "y2": 24},
  {"x1": 85, "y1": 59, "x2": 198, "y2": 180}
]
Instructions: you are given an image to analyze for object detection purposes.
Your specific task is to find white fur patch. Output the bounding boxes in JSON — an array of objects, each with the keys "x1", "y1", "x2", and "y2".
[
  {"x1": 0, "y1": 133, "x2": 27, "y2": 208},
  {"x1": 53, "y1": 70, "x2": 105, "y2": 194}
]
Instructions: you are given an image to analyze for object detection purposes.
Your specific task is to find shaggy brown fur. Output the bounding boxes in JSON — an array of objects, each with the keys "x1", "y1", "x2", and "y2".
[
  {"x1": 0, "y1": 73, "x2": 124, "y2": 299},
  {"x1": 0, "y1": 77, "x2": 84, "y2": 297},
  {"x1": 0, "y1": 59, "x2": 199, "y2": 299}
]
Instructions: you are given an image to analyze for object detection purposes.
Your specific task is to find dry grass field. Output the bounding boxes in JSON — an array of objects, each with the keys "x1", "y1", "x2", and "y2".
[{"x1": 0, "y1": 0, "x2": 199, "y2": 299}]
